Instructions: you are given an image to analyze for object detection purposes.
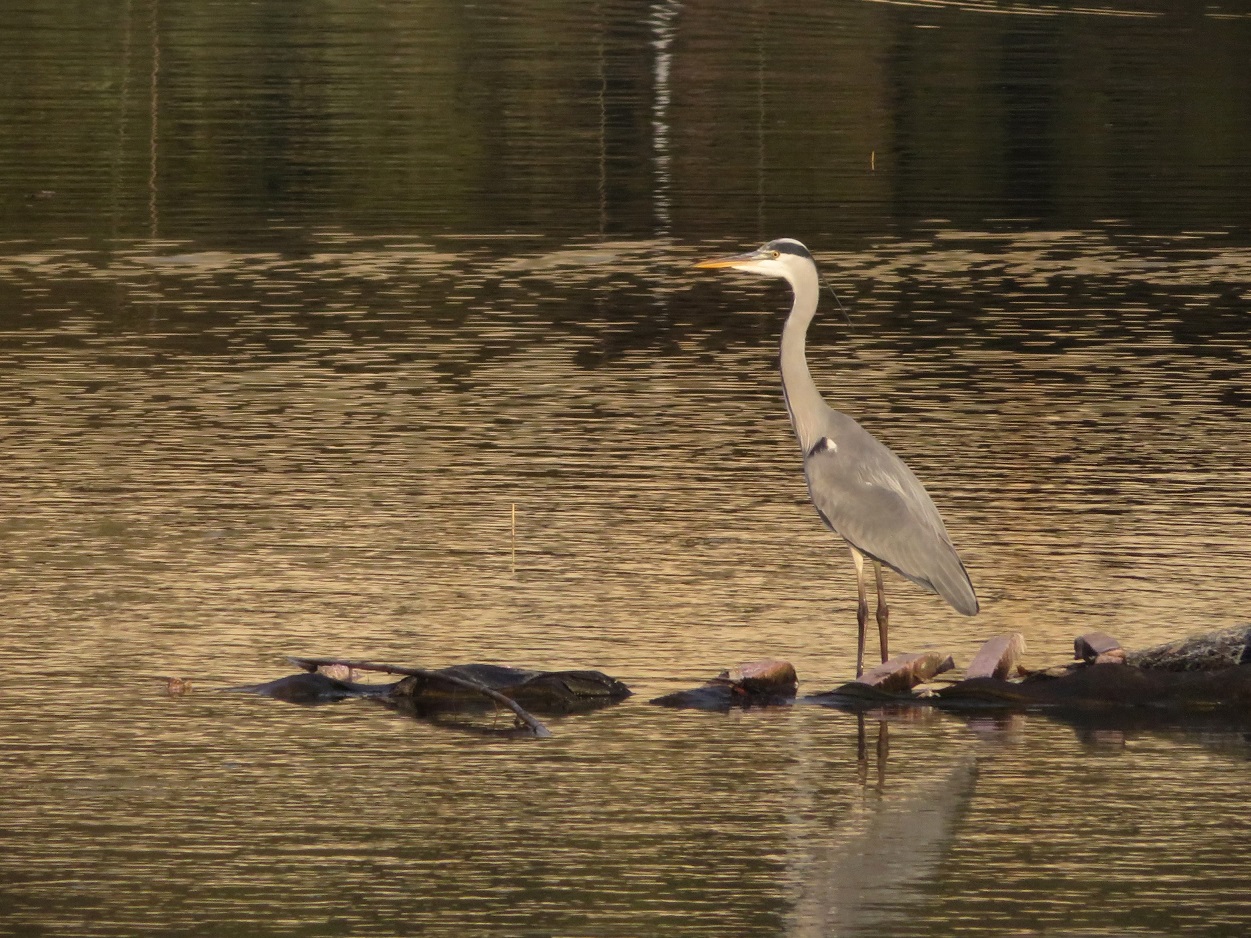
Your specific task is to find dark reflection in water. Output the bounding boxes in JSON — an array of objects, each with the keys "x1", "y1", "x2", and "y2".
[
  {"x1": 2, "y1": 2, "x2": 1251, "y2": 936},
  {"x1": 3, "y1": 1, "x2": 1251, "y2": 243}
]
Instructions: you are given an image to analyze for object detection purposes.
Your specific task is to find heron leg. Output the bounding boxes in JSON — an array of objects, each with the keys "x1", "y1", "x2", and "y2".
[
  {"x1": 851, "y1": 547, "x2": 869, "y2": 678},
  {"x1": 874, "y1": 561, "x2": 890, "y2": 664}
]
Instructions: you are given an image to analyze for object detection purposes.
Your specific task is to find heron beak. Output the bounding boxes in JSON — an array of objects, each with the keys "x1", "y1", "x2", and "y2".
[{"x1": 694, "y1": 250, "x2": 763, "y2": 269}]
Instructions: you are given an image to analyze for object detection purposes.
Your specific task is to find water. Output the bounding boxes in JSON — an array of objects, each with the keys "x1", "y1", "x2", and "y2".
[{"x1": 3, "y1": 2, "x2": 1251, "y2": 936}]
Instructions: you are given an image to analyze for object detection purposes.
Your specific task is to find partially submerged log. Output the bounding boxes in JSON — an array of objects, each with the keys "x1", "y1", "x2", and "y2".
[
  {"x1": 805, "y1": 653, "x2": 954, "y2": 711},
  {"x1": 387, "y1": 664, "x2": 631, "y2": 714},
  {"x1": 936, "y1": 626, "x2": 1251, "y2": 717},
  {"x1": 234, "y1": 671, "x2": 378, "y2": 705},
  {"x1": 222, "y1": 626, "x2": 1251, "y2": 735},
  {"x1": 936, "y1": 662, "x2": 1251, "y2": 715},
  {"x1": 234, "y1": 658, "x2": 632, "y2": 738},
  {"x1": 811, "y1": 627, "x2": 1251, "y2": 719},
  {"x1": 651, "y1": 658, "x2": 797, "y2": 710}
]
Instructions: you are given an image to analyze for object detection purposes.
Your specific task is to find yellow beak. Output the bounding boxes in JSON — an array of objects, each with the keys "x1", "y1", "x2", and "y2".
[{"x1": 693, "y1": 250, "x2": 761, "y2": 269}]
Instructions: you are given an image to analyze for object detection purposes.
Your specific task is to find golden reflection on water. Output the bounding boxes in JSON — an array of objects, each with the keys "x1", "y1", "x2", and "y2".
[
  {"x1": 3, "y1": 228, "x2": 1250, "y2": 675},
  {"x1": 2, "y1": 229, "x2": 1251, "y2": 935}
]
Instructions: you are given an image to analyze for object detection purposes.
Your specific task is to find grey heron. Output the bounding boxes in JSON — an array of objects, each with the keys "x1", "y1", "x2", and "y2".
[{"x1": 695, "y1": 239, "x2": 978, "y2": 677}]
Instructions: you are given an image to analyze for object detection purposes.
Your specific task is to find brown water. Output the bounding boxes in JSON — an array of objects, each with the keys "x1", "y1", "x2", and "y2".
[{"x1": 3, "y1": 2, "x2": 1251, "y2": 936}]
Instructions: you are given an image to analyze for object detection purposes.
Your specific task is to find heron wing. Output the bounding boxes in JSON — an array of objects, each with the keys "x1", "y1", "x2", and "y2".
[{"x1": 803, "y1": 433, "x2": 978, "y2": 616}]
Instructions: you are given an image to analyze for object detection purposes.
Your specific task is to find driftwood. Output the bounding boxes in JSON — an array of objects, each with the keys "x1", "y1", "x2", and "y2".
[
  {"x1": 806, "y1": 653, "x2": 952, "y2": 710},
  {"x1": 232, "y1": 671, "x2": 374, "y2": 705},
  {"x1": 287, "y1": 657, "x2": 556, "y2": 737},
  {"x1": 388, "y1": 665, "x2": 630, "y2": 714},
  {"x1": 936, "y1": 662, "x2": 1251, "y2": 715},
  {"x1": 936, "y1": 626, "x2": 1251, "y2": 716},
  {"x1": 651, "y1": 658, "x2": 798, "y2": 710},
  {"x1": 217, "y1": 626, "x2": 1251, "y2": 736},
  {"x1": 558, "y1": 624, "x2": 1247, "y2": 719},
  {"x1": 855, "y1": 652, "x2": 954, "y2": 693},
  {"x1": 232, "y1": 657, "x2": 631, "y2": 738}
]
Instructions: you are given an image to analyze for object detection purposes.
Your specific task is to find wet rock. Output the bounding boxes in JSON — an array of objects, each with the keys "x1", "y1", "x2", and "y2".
[
  {"x1": 1075, "y1": 631, "x2": 1122, "y2": 664},
  {"x1": 1125, "y1": 625, "x2": 1251, "y2": 672},
  {"x1": 966, "y1": 633, "x2": 1027, "y2": 680},
  {"x1": 856, "y1": 652, "x2": 955, "y2": 694},
  {"x1": 651, "y1": 658, "x2": 798, "y2": 710}
]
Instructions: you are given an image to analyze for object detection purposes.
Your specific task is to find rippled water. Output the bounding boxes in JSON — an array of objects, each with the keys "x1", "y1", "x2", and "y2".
[{"x1": 3, "y1": 2, "x2": 1251, "y2": 936}]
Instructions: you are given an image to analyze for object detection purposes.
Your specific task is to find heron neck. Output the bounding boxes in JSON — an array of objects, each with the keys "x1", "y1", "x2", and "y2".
[{"x1": 780, "y1": 273, "x2": 825, "y2": 452}]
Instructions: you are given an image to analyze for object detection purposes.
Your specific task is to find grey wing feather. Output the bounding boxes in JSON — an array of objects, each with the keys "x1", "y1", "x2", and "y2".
[{"x1": 803, "y1": 421, "x2": 978, "y2": 616}]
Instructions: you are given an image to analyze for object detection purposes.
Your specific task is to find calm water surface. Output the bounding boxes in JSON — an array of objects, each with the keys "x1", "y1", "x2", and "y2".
[{"x1": 2, "y1": 2, "x2": 1251, "y2": 936}]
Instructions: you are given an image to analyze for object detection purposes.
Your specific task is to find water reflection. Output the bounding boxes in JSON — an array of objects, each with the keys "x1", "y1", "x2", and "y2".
[{"x1": 787, "y1": 716, "x2": 977, "y2": 937}]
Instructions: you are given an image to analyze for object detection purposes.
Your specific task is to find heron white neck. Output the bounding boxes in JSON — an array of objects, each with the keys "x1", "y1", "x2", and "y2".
[{"x1": 779, "y1": 268, "x2": 826, "y2": 452}]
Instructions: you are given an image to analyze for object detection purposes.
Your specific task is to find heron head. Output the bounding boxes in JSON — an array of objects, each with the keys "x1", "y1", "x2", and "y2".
[{"x1": 694, "y1": 238, "x2": 814, "y2": 282}]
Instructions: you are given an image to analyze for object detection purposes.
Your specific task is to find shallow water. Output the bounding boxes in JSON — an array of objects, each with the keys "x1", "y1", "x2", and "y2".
[{"x1": 3, "y1": 2, "x2": 1251, "y2": 936}]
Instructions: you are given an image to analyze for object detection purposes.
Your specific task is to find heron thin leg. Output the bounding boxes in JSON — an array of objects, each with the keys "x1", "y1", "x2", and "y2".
[
  {"x1": 874, "y1": 561, "x2": 890, "y2": 664},
  {"x1": 851, "y1": 547, "x2": 869, "y2": 678}
]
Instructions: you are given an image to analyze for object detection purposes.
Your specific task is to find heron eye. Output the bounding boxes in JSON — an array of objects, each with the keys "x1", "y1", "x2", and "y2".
[{"x1": 770, "y1": 251, "x2": 780, "y2": 259}]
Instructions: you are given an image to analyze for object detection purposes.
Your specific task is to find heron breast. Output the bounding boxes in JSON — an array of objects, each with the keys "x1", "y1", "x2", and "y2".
[{"x1": 807, "y1": 437, "x2": 837, "y2": 457}]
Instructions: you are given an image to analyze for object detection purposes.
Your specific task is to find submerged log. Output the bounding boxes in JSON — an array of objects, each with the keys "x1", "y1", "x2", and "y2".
[
  {"x1": 804, "y1": 652, "x2": 956, "y2": 710},
  {"x1": 814, "y1": 627, "x2": 1251, "y2": 719},
  {"x1": 966, "y1": 634, "x2": 1027, "y2": 680}
]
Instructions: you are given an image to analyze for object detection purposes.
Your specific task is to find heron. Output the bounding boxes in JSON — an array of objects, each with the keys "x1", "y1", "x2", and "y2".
[{"x1": 695, "y1": 238, "x2": 978, "y2": 677}]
